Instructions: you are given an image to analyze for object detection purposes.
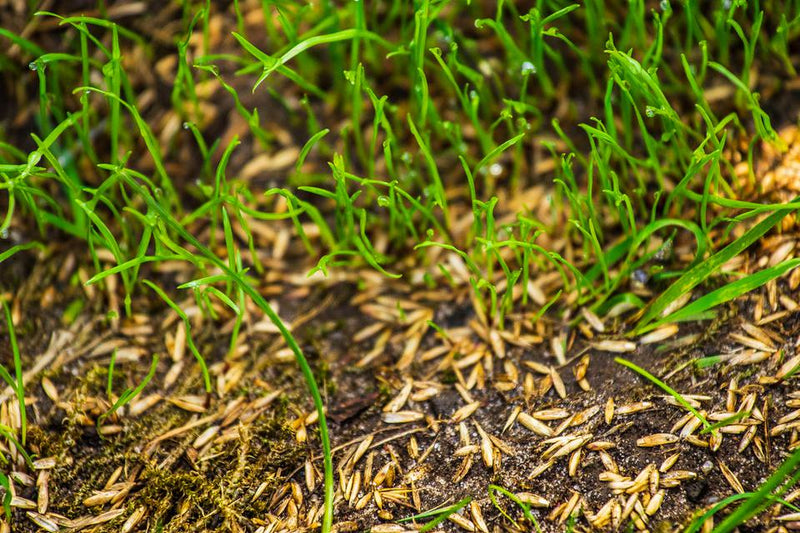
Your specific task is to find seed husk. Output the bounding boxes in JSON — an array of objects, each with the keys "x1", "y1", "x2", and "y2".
[
  {"x1": 451, "y1": 401, "x2": 481, "y2": 423},
  {"x1": 639, "y1": 325, "x2": 679, "y2": 344},
  {"x1": 637, "y1": 433, "x2": 679, "y2": 447},
  {"x1": 383, "y1": 381, "x2": 413, "y2": 413},
  {"x1": 646, "y1": 489, "x2": 665, "y2": 515},
  {"x1": 616, "y1": 401, "x2": 653, "y2": 415},
  {"x1": 533, "y1": 408, "x2": 570, "y2": 420},
  {"x1": 121, "y1": 506, "x2": 147, "y2": 533},
  {"x1": 593, "y1": 340, "x2": 637, "y2": 353},
  {"x1": 659, "y1": 453, "x2": 680, "y2": 473},
  {"x1": 568, "y1": 449, "x2": 582, "y2": 476},
  {"x1": 551, "y1": 367, "x2": 566, "y2": 399},
  {"x1": 530, "y1": 459, "x2": 556, "y2": 479},
  {"x1": 718, "y1": 460, "x2": 745, "y2": 494},
  {"x1": 382, "y1": 411, "x2": 424, "y2": 424},
  {"x1": 516, "y1": 492, "x2": 550, "y2": 507},
  {"x1": 26, "y1": 513, "x2": 59, "y2": 532},
  {"x1": 448, "y1": 511, "x2": 477, "y2": 531},
  {"x1": 518, "y1": 412, "x2": 553, "y2": 436},
  {"x1": 605, "y1": 397, "x2": 615, "y2": 424},
  {"x1": 36, "y1": 471, "x2": 49, "y2": 514},
  {"x1": 470, "y1": 501, "x2": 489, "y2": 533}
]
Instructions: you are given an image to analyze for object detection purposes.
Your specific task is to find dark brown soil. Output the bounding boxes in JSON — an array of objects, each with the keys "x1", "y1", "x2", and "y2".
[{"x1": 4, "y1": 243, "x2": 800, "y2": 532}]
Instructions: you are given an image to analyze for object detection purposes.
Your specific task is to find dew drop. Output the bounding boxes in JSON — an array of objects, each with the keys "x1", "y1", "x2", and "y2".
[
  {"x1": 521, "y1": 61, "x2": 536, "y2": 75},
  {"x1": 489, "y1": 163, "x2": 503, "y2": 177},
  {"x1": 0, "y1": 228, "x2": 8, "y2": 239},
  {"x1": 377, "y1": 195, "x2": 390, "y2": 207},
  {"x1": 659, "y1": 0, "x2": 670, "y2": 10},
  {"x1": 183, "y1": 122, "x2": 191, "y2": 130},
  {"x1": 645, "y1": 106, "x2": 656, "y2": 118},
  {"x1": 632, "y1": 269, "x2": 649, "y2": 285},
  {"x1": 28, "y1": 61, "x2": 37, "y2": 71}
]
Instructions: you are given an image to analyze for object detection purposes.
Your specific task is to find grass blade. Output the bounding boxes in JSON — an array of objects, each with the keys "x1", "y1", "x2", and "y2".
[
  {"x1": 710, "y1": 448, "x2": 800, "y2": 533},
  {"x1": 647, "y1": 258, "x2": 800, "y2": 331},
  {"x1": 616, "y1": 357, "x2": 711, "y2": 432},
  {"x1": 1, "y1": 300, "x2": 26, "y2": 446},
  {"x1": 635, "y1": 199, "x2": 799, "y2": 333}
]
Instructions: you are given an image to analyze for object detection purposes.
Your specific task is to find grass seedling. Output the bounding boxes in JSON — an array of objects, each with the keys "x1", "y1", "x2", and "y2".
[
  {"x1": 98, "y1": 352, "x2": 158, "y2": 427},
  {"x1": 0, "y1": 242, "x2": 43, "y2": 264},
  {"x1": 407, "y1": 114, "x2": 449, "y2": 224},
  {"x1": 488, "y1": 484, "x2": 544, "y2": 533},
  {"x1": 645, "y1": 259, "x2": 800, "y2": 332},
  {"x1": 0, "y1": 470, "x2": 10, "y2": 520},
  {"x1": 634, "y1": 195, "x2": 800, "y2": 334},
  {"x1": 172, "y1": 9, "x2": 203, "y2": 122},
  {"x1": 699, "y1": 411, "x2": 750, "y2": 435},
  {"x1": 687, "y1": 492, "x2": 800, "y2": 533},
  {"x1": 237, "y1": 27, "x2": 393, "y2": 90},
  {"x1": 615, "y1": 357, "x2": 712, "y2": 434},
  {"x1": 1, "y1": 300, "x2": 26, "y2": 446},
  {"x1": 397, "y1": 496, "x2": 472, "y2": 532}
]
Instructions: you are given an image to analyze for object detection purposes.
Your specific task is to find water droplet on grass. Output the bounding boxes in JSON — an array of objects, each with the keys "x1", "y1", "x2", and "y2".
[
  {"x1": 632, "y1": 269, "x2": 649, "y2": 285},
  {"x1": 489, "y1": 163, "x2": 503, "y2": 177},
  {"x1": 521, "y1": 61, "x2": 536, "y2": 75},
  {"x1": 28, "y1": 62, "x2": 37, "y2": 71}
]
